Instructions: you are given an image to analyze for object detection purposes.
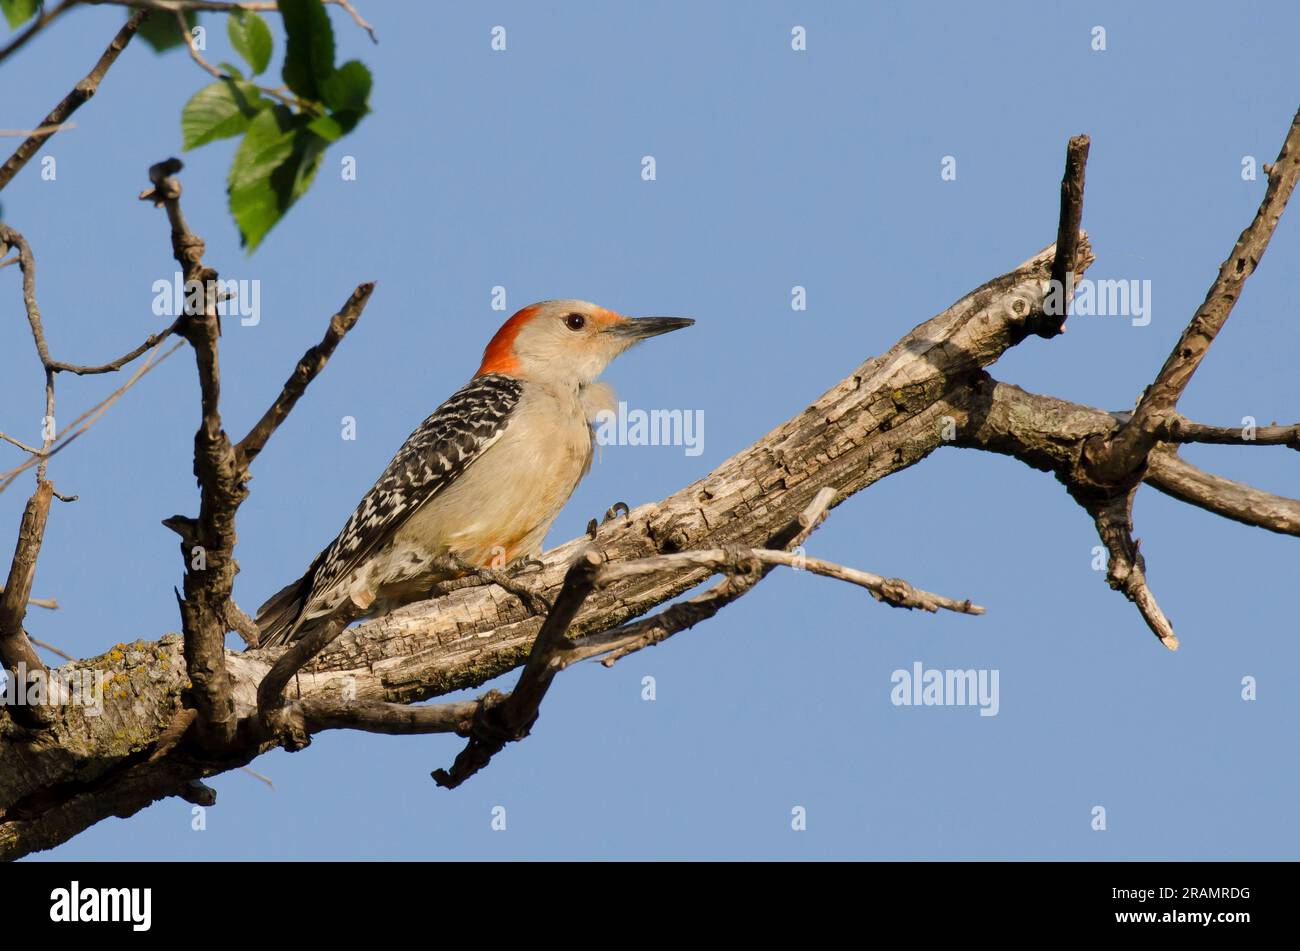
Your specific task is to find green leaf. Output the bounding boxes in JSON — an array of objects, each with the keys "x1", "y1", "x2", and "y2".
[
  {"x1": 319, "y1": 59, "x2": 371, "y2": 113},
  {"x1": 228, "y1": 106, "x2": 328, "y2": 251},
  {"x1": 279, "y1": 0, "x2": 334, "y2": 101},
  {"x1": 1, "y1": 0, "x2": 39, "y2": 30},
  {"x1": 306, "y1": 114, "x2": 344, "y2": 143},
  {"x1": 181, "y1": 79, "x2": 272, "y2": 150},
  {"x1": 218, "y1": 62, "x2": 245, "y2": 80},
  {"x1": 227, "y1": 9, "x2": 272, "y2": 75},
  {"x1": 136, "y1": 9, "x2": 197, "y2": 53}
]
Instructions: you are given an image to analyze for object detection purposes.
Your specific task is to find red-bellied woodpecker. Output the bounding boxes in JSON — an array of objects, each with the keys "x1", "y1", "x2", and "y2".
[{"x1": 255, "y1": 300, "x2": 693, "y2": 646}]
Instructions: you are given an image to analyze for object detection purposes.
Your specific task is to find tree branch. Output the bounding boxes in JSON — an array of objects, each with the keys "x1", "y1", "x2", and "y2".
[
  {"x1": 142, "y1": 157, "x2": 240, "y2": 747},
  {"x1": 0, "y1": 0, "x2": 79, "y2": 68},
  {"x1": 0, "y1": 9, "x2": 147, "y2": 193},
  {"x1": 1145, "y1": 444, "x2": 1300, "y2": 536},
  {"x1": 0, "y1": 481, "x2": 53, "y2": 679},
  {"x1": 1036, "y1": 133, "x2": 1091, "y2": 338},
  {"x1": 431, "y1": 549, "x2": 604, "y2": 789},
  {"x1": 236, "y1": 281, "x2": 374, "y2": 467},
  {"x1": 0, "y1": 341, "x2": 183, "y2": 497},
  {"x1": 297, "y1": 698, "x2": 477, "y2": 736},
  {"x1": 47, "y1": 320, "x2": 180, "y2": 376},
  {"x1": 1091, "y1": 106, "x2": 1300, "y2": 483},
  {"x1": 573, "y1": 486, "x2": 842, "y2": 665},
  {"x1": 1160, "y1": 416, "x2": 1300, "y2": 449},
  {"x1": 7, "y1": 119, "x2": 1299, "y2": 857}
]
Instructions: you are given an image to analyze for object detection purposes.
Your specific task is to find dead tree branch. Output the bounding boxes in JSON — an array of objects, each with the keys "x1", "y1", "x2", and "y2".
[
  {"x1": 139, "y1": 158, "x2": 372, "y2": 748},
  {"x1": 0, "y1": 482, "x2": 53, "y2": 680},
  {"x1": 1088, "y1": 106, "x2": 1300, "y2": 484},
  {"x1": 2, "y1": 108, "x2": 1297, "y2": 858},
  {"x1": 572, "y1": 486, "x2": 842, "y2": 665},
  {"x1": 236, "y1": 282, "x2": 375, "y2": 466},
  {"x1": 140, "y1": 158, "x2": 241, "y2": 746},
  {"x1": 433, "y1": 488, "x2": 984, "y2": 788},
  {"x1": 1036, "y1": 134, "x2": 1091, "y2": 338},
  {"x1": 431, "y1": 550, "x2": 605, "y2": 789}
]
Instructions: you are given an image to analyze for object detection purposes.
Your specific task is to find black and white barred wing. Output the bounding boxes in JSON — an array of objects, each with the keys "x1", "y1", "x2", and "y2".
[{"x1": 307, "y1": 373, "x2": 524, "y2": 601}]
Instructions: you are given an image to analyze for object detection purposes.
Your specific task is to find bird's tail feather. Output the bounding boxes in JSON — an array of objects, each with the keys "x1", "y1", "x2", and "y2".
[{"x1": 255, "y1": 570, "x2": 313, "y2": 648}]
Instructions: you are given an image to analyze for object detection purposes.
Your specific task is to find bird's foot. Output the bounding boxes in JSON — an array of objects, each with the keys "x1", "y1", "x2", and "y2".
[
  {"x1": 587, "y1": 501, "x2": 630, "y2": 538},
  {"x1": 432, "y1": 554, "x2": 553, "y2": 615}
]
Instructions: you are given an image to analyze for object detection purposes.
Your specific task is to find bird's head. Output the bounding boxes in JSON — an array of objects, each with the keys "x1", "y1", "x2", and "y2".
[{"x1": 475, "y1": 300, "x2": 693, "y2": 385}]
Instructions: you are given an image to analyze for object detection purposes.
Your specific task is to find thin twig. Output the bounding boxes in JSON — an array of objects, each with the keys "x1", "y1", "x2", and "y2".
[
  {"x1": 28, "y1": 635, "x2": 73, "y2": 661},
  {"x1": 577, "y1": 487, "x2": 841, "y2": 665},
  {"x1": 239, "y1": 766, "x2": 276, "y2": 789},
  {"x1": 0, "y1": 342, "x2": 183, "y2": 497},
  {"x1": 236, "y1": 282, "x2": 375, "y2": 466},
  {"x1": 0, "y1": 0, "x2": 79, "y2": 68},
  {"x1": 0, "y1": 9, "x2": 147, "y2": 193},
  {"x1": 47, "y1": 319, "x2": 180, "y2": 376},
  {"x1": 0, "y1": 122, "x2": 77, "y2": 138},
  {"x1": 0, "y1": 432, "x2": 42, "y2": 455},
  {"x1": 335, "y1": 0, "x2": 376, "y2": 42},
  {"x1": 595, "y1": 548, "x2": 985, "y2": 615}
]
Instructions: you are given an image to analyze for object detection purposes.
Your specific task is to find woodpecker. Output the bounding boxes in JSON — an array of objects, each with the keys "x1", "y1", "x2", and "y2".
[{"x1": 255, "y1": 300, "x2": 693, "y2": 647}]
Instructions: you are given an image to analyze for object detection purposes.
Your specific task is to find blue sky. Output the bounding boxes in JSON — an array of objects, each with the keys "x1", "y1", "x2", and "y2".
[{"x1": 3, "y1": 1, "x2": 1297, "y2": 859}]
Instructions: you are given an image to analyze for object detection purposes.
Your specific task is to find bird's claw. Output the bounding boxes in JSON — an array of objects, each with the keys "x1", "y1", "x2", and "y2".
[
  {"x1": 511, "y1": 556, "x2": 547, "y2": 574},
  {"x1": 589, "y1": 502, "x2": 630, "y2": 538}
]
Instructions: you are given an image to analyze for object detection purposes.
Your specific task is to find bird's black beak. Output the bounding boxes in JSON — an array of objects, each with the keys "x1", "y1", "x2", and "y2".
[{"x1": 606, "y1": 316, "x2": 695, "y2": 340}]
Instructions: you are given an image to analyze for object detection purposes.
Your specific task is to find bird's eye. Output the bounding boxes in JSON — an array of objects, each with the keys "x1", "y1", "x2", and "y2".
[{"x1": 564, "y1": 313, "x2": 586, "y2": 331}]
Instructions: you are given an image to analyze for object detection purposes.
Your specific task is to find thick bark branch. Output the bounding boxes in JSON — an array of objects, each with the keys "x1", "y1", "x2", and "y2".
[
  {"x1": 4, "y1": 119, "x2": 1295, "y2": 858},
  {"x1": 0, "y1": 231, "x2": 1094, "y2": 858},
  {"x1": 142, "y1": 158, "x2": 240, "y2": 747},
  {"x1": 4, "y1": 203, "x2": 1290, "y2": 856},
  {"x1": 945, "y1": 376, "x2": 1300, "y2": 539}
]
